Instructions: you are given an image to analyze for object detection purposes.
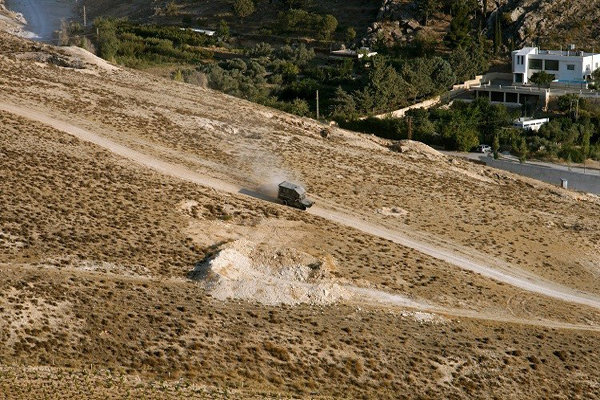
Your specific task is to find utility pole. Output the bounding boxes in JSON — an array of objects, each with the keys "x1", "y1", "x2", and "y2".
[
  {"x1": 407, "y1": 116, "x2": 413, "y2": 140},
  {"x1": 316, "y1": 90, "x2": 320, "y2": 120},
  {"x1": 83, "y1": 5, "x2": 87, "y2": 27}
]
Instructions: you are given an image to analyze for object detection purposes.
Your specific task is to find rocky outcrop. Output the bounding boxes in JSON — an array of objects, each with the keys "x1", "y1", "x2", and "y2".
[
  {"x1": 366, "y1": 0, "x2": 600, "y2": 50},
  {"x1": 499, "y1": 0, "x2": 600, "y2": 48},
  {"x1": 363, "y1": 19, "x2": 422, "y2": 48},
  {"x1": 362, "y1": 1, "x2": 423, "y2": 47}
]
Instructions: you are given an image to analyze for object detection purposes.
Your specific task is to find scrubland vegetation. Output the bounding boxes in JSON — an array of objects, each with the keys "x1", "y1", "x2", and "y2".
[
  {"x1": 2, "y1": 28, "x2": 600, "y2": 398},
  {"x1": 344, "y1": 97, "x2": 600, "y2": 160}
]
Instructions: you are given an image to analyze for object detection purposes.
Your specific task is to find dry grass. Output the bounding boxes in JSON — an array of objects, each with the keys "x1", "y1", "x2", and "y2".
[{"x1": 1, "y1": 33, "x2": 600, "y2": 398}]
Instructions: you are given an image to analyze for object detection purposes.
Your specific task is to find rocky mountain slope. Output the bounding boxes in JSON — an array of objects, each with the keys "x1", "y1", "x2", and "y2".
[
  {"x1": 1, "y1": 31, "x2": 600, "y2": 398},
  {"x1": 369, "y1": 0, "x2": 600, "y2": 50}
]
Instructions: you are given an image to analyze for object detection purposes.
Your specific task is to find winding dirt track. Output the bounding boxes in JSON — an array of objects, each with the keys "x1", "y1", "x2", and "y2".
[{"x1": 3, "y1": 101, "x2": 600, "y2": 318}]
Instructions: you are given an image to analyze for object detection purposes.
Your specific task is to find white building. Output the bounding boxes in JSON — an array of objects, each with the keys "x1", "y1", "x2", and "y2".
[
  {"x1": 513, "y1": 117, "x2": 549, "y2": 131},
  {"x1": 512, "y1": 47, "x2": 600, "y2": 85},
  {"x1": 180, "y1": 28, "x2": 216, "y2": 36},
  {"x1": 330, "y1": 47, "x2": 377, "y2": 60}
]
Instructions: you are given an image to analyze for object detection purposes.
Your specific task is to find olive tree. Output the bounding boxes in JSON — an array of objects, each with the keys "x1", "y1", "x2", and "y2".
[{"x1": 233, "y1": 0, "x2": 255, "y2": 21}]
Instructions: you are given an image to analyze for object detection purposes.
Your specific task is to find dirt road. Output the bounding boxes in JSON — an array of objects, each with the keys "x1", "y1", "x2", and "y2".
[{"x1": 3, "y1": 101, "x2": 600, "y2": 312}]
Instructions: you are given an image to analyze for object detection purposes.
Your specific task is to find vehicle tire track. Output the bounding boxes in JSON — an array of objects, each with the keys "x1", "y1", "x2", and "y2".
[{"x1": 3, "y1": 101, "x2": 600, "y2": 314}]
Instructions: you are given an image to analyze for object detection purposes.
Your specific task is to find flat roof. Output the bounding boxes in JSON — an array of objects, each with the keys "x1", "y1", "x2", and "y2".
[
  {"x1": 515, "y1": 117, "x2": 549, "y2": 123},
  {"x1": 514, "y1": 47, "x2": 599, "y2": 57},
  {"x1": 514, "y1": 47, "x2": 537, "y2": 55}
]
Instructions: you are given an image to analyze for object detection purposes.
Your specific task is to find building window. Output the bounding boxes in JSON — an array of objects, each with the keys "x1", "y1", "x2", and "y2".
[
  {"x1": 567, "y1": 64, "x2": 575, "y2": 70},
  {"x1": 529, "y1": 58, "x2": 543, "y2": 70},
  {"x1": 544, "y1": 60, "x2": 559, "y2": 71}
]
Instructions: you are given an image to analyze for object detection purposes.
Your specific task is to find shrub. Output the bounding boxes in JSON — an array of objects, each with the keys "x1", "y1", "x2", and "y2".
[{"x1": 233, "y1": 0, "x2": 255, "y2": 20}]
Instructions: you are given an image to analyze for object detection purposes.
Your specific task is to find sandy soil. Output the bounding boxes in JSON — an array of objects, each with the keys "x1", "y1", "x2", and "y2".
[{"x1": 1, "y1": 32, "x2": 600, "y2": 398}]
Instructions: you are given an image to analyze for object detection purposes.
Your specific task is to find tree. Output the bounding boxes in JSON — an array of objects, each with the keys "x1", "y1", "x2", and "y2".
[
  {"x1": 94, "y1": 18, "x2": 119, "y2": 62},
  {"x1": 449, "y1": 46, "x2": 477, "y2": 82},
  {"x1": 367, "y1": 59, "x2": 410, "y2": 112},
  {"x1": 582, "y1": 127, "x2": 591, "y2": 160},
  {"x1": 345, "y1": 27, "x2": 356, "y2": 43},
  {"x1": 419, "y1": 0, "x2": 440, "y2": 26},
  {"x1": 233, "y1": 0, "x2": 255, "y2": 21},
  {"x1": 319, "y1": 14, "x2": 338, "y2": 39},
  {"x1": 353, "y1": 87, "x2": 375, "y2": 115},
  {"x1": 429, "y1": 56, "x2": 456, "y2": 91},
  {"x1": 284, "y1": 0, "x2": 308, "y2": 9},
  {"x1": 441, "y1": 111, "x2": 479, "y2": 151},
  {"x1": 406, "y1": 108, "x2": 436, "y2": 141},
  {"x1": 249, "y1": 42, "x2": 273, "y2": 58},
  {"x1": 492, "y1": 134, "x2": 500, "y2": 159},
  {"x1": 331, "y1": 86, "x2": 357, "y2": 120},
  {"x1": 529, "y1": 71, "x2": 554, "y2": 88},
  {"x1": 279, "y1": 62, "x2": 300, "y2": 82},
  {"x1": 493, "y1": 11, "x2": 502, "y2": 54},
  {"x1": 518, "y1": 137, "x2": 528, "y2": 163},
  {"x1": 289, "y1": 98, "x2": 310, "y2": 116},
  {"x1": 411, "y1": 31, "x2": 437, "y2": 57},
  {"x1": 216, "y1": 19, "x2": 230, "y2": 41},
  {"x1": 593, "y1": 67, "x2": 600, "y2": 83},
  {"x1": 290, "y1": 43, "x2": 315, "y2": 67},
  {"x1": 475, "y1": 100, "x2": 513, "y2": 143},
  {"x1": 445, "y1": 2, "x2": 472, "y2": 48},
  {"x1": 165, "y1": 1, "x2": 178, "y2": 16}
]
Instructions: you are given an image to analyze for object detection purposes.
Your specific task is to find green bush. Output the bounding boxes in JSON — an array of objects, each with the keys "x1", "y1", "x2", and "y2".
[{"x1": 276, "y1": 10, "x2": 337, "y2": 40}]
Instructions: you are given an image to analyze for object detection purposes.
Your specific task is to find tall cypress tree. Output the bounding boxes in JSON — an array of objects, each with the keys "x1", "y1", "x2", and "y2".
[
  {"x1": 445, "y1": 2, "x2": 472, "y2": 48},
  {"x1": 494, "y1": 11, "x2": 502, "y2": 55}
]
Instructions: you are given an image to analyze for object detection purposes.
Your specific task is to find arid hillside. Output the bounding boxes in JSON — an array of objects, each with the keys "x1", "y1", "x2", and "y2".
[{"x1": 1, "y1": 32, "x2": 600, "y2": 399}]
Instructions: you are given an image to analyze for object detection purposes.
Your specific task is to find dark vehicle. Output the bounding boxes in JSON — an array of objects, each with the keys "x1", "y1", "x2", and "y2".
[{"x1": 278, "y1": 181, "x2": 314, "y2": 210}]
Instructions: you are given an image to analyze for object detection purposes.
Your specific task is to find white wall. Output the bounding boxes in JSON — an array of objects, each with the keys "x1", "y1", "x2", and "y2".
[{"x1": 513, "y1": 49, "x2": 600, "y2": 84}]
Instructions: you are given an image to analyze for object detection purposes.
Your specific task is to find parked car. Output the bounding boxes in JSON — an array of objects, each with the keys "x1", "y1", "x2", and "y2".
[{"x1": 475, "y1": 144, "x2": 492, "y2": 153}]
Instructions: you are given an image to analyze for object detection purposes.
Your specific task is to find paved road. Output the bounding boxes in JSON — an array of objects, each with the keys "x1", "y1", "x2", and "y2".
[
  {"x1": 4, "y1": 101, "x2": 600, "y2": 315},
  {"x1": 4, "y1": 0, "x2": 74, "y2": 41},
  {"x1": 444, "y1": 151, "x2": 600, "y2": 194}
]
